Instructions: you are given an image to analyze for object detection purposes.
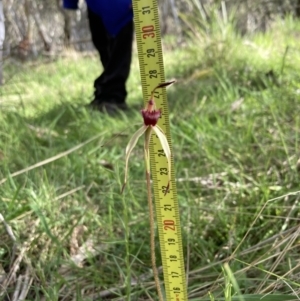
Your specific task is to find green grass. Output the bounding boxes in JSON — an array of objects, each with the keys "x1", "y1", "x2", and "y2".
[{"x1": 1, "y1": 15, "x2": 300, "y2": 301}]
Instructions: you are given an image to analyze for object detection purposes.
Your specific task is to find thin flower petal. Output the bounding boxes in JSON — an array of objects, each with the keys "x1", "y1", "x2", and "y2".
[
  {"x1": 152, "y1": 125, "x2": 171, "y2": 194},
  {"x1": 153, "y1": 125, "x2": 171, "y2": 162},
  {"x1": 122, "y1": 125, "x2": 148, "y2": 193},
  {"x1": 144, "y1": 127, "x2": 152, "y2": 174},
  {"x1": 153, "y1": 81, "x2": 175, "y2": 91}
]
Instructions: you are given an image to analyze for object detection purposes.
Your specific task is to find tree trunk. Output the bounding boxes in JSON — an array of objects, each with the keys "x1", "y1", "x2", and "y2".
[
  {"x1": 31, "y1": 0, "x2": 52, "y2": 52},
  {"x1": 56, "y1": 0, "x2": 72, "y2": 48},
  {"x1": 0, "y1": 0, "x2": 5, "y2": 85},
  {"x1": 17, "y1": 0, "x2": 33, "y2": 59}
]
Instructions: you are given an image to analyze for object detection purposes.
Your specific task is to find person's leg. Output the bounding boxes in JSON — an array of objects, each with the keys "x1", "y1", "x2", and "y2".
[
  {"x1": 94, "y1": 20, "x2": 134, "y2": 105},
  {"x1": 87, "y1": 7, "x2": 133, "y2": 109},
  {"x1": 87, "y1": 8, "x2": 111, "y2": 99}
]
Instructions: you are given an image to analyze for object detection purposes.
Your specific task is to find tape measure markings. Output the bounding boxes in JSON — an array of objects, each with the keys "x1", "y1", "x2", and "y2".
[{"x1": 133, "y1": 1, "x2": 188, "y2": 300}]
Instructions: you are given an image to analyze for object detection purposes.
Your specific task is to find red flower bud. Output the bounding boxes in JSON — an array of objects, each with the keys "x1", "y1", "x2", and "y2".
[
  {"x1": 140, "y1": 81, "x2": 175, "y2": 127},
  {"x1": 141, "y1": 97, "x2": 161, "y2": 126},
  {"x1": 141, "y1": 108, "x2": 161, "y2": 126}
]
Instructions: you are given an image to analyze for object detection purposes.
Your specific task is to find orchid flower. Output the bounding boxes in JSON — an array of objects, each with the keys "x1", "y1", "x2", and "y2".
[{"x1": 122, "y1": 81, "x2": 174, "y2": 193}]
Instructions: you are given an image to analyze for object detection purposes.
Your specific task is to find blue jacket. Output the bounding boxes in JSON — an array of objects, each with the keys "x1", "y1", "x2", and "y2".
[{"x1": 63, "y1": 0, "x2": 133, "y2": 36}]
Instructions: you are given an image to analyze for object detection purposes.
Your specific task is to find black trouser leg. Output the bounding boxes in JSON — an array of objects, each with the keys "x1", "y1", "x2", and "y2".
[{"x1": 87, "y1": 8, "x2": 133, "y2": 104}]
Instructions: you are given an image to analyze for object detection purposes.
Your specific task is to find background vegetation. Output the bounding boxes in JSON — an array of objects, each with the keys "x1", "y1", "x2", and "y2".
[
  {"x1": 1, "y1": 1, "x2": 300, "y2": 300},
  {"x1": 4, "y1": 0, "x2": 300, "y2": 56}
]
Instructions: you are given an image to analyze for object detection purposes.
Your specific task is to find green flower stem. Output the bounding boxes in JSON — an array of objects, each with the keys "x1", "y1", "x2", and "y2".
[
  {"x1": 121, "y1": 191, "x2": 131, "y2": 301},
  {"x1": 145, "y1": 128, "x2": 164, "y2": 301}
]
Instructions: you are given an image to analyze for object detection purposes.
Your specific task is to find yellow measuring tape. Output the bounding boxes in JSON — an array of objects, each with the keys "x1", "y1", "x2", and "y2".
[{"x1": 132, "y1": 1, "x2": 188, "y2": 300}]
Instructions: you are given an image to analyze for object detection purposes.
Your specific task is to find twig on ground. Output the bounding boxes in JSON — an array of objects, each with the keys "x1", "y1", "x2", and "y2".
[
  {"x1": 0, "y1": 218, "x2": 39, "y2": 298},
  {"x1": 0, "y1": 213, "x2": 18, "y2": 271},
  {"x1": 258, "y1": 225, "x2": 300, "y2": 293},
  {"x1": 54, "y1": 185, "x2": 85, "y2": 201},
  {"x1": 0, "y1": 213, "x2": 17, "y2": 242},
  {"x1": 0, "y1": 133, "x2": 104, "y2": 186},
  {"x1": 12, "y1": 267, "x2": 33, "y2": 301}
]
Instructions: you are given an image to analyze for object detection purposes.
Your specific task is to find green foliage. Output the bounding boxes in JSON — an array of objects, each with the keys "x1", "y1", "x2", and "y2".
[{"x1": 1, "y1": 15, "x2": 300, "y2": 300}]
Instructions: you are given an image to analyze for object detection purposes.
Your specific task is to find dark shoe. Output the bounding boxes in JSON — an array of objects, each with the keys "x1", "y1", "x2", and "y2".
[{"x1": 89, "y1": 100, "x2": 128, "y2": 114}]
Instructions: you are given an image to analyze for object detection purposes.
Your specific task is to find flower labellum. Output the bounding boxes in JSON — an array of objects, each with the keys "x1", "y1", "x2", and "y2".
[
  {"x1": 122, "y1": 81, "x2": 175, "y2": 194},
  {"x1": 141, "y1": 101, "x2": 161, "y2": 126}
]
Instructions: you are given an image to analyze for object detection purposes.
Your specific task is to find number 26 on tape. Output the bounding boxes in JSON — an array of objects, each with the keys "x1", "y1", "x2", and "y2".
[
  {"x1": 164, "y1": 220, "x2": 175, "y2": 231},
  {"x1": 142, "y1": 25, "x2": 155, "y2": 39}
]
